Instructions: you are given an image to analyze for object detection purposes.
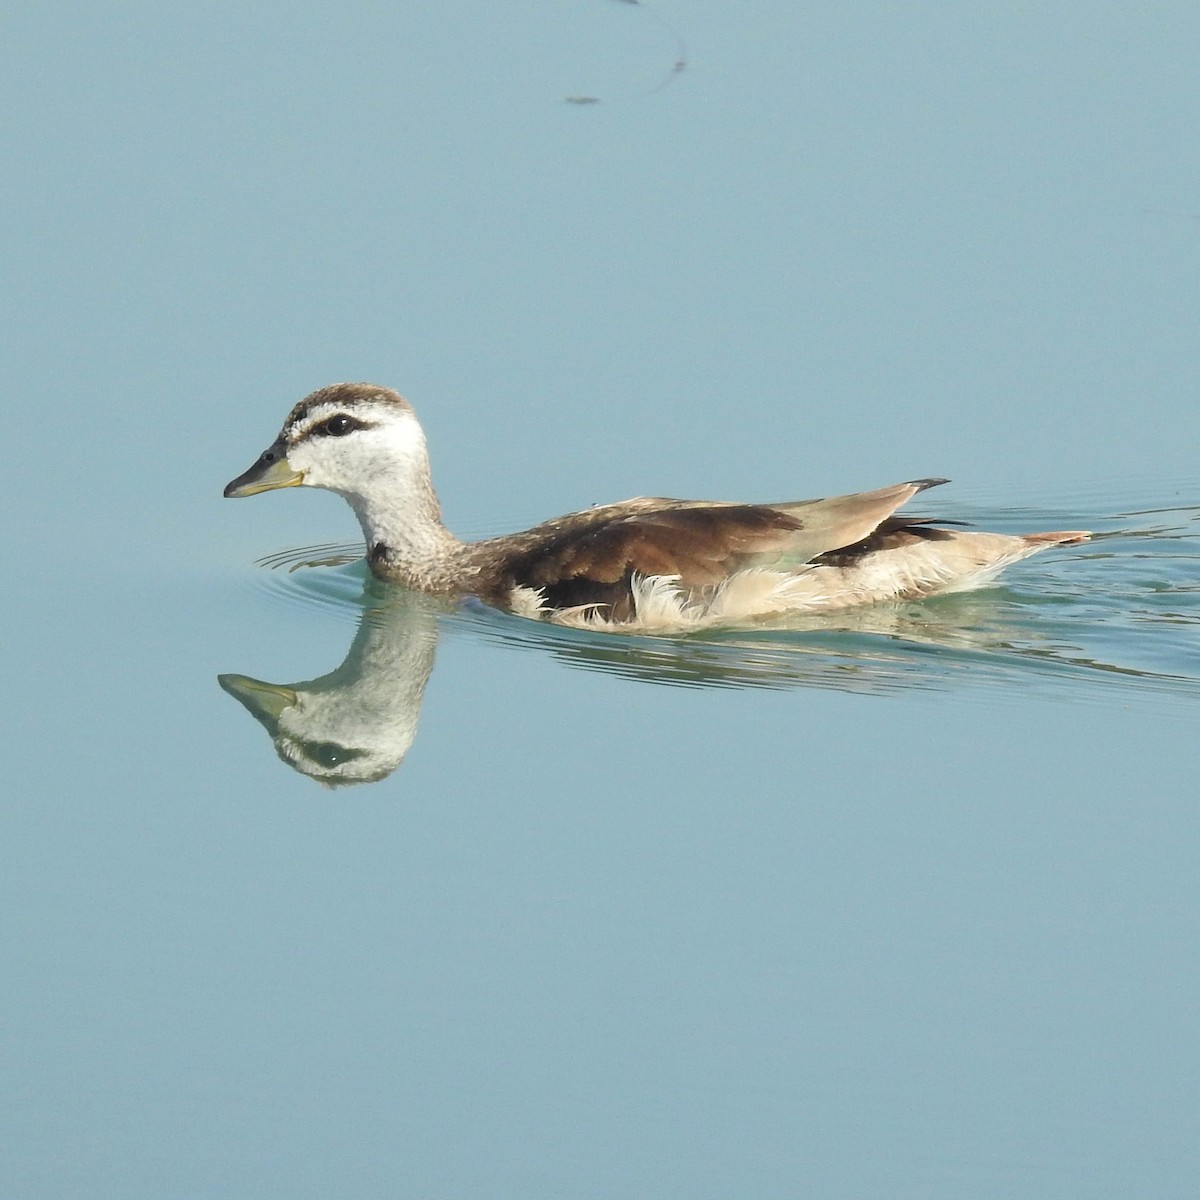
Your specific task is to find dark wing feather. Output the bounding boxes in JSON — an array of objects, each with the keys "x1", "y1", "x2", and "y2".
[
  {"x1": 810, "y1": 516, "x2": 965, "y2": 566},
  {"x1": 496, "y1": 504, "x2": 802, "y2": 618},
  {"x1": 483, "y1": 480, "x2": 953, "y2": 619}
]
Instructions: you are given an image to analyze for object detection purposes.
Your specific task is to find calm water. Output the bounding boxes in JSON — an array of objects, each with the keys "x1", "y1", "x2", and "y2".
[
  {"x1": 7, "y1": 2, "x2": 1200, "y2": 1196},
  {"x1": 9, "y1": 483, "x2": 1198, "y2": 1198}
]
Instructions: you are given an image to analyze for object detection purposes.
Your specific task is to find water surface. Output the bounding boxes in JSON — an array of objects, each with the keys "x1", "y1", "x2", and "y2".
[{"x1": 6, "y1": 2, "x2": 1200, "y2": 1196}]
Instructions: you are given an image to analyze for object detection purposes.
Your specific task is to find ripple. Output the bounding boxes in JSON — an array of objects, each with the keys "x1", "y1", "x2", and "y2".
[
  {"x1": 254, "y1": 541, "x2": 365, "y2": 572},
  {"x1": 447, "y1": 588, "x2": 1200, "y2": 703},
  {"x1": 236, "y1": 540, "x2": 374, "y2": 625}
]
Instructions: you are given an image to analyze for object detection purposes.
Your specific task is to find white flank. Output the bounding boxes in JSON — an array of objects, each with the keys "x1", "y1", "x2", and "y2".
[
  {"x1": 509, "y1": 585, "x2": 549, "y2": 619},
  {"x1": 536, "y1": 532, "x2": 1064, "y2": 634}
]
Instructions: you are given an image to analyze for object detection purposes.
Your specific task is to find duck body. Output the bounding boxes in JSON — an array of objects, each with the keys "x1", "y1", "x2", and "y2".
[{"x1": 225, "y1": 383, "x2": 1090, "y2": 633}]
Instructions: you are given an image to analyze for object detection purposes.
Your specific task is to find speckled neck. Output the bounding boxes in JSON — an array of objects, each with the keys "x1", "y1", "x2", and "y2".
[{"x1": 346, "y1": 484, "x2": 471, "y2": 592}]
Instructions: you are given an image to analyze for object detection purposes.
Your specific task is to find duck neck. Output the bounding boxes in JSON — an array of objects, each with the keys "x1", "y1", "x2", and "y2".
[{"x1": 346, "y1": 479, "x2": 467, "y2": 592}]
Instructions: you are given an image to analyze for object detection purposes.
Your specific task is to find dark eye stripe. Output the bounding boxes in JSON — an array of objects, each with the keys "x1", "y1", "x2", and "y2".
[{"x1": 312, "y1": 413, "x2": 365, "y2": 438}]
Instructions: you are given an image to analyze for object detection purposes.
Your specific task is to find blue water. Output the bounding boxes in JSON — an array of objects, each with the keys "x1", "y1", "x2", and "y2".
[
  {"x1": 9, "y1": 501, "x2": 1200, "y2": 1200},
  {"x1": 6, "y1": 2, "x2": 1200, "y2": 1196}
]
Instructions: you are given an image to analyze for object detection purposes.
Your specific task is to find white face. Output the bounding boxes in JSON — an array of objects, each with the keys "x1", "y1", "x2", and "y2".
[{"x1": 283, "y1": 397, "x2": 427, "y2": 499}]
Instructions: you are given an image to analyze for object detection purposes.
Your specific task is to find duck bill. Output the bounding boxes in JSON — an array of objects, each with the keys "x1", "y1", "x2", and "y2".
[
  {"x1": 218, "y1": 673, "x2": 299, "y2": 726},
  {"x1": 224, "y1": 441, "x2": 305, "y2": 497}
]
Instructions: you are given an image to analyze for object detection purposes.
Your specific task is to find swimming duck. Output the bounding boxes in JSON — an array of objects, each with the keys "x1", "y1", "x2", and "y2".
[{"x1": 224, "y1": 383, "x2": 1090, "y2": 632}]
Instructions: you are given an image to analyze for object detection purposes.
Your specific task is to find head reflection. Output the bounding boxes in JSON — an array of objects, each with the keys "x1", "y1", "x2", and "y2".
[{"x1": 220, "y1": 591, "x2": 441, "y2": 787}]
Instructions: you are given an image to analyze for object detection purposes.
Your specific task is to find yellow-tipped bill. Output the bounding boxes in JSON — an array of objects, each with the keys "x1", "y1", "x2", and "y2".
[{"x1": 224, "y1": 441, "x2": 304, "y2": 497}]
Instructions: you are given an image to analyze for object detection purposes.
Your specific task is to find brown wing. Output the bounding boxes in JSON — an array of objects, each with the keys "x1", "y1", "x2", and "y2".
[
  {"x1": 767, "y1": 478, "x2": 949, "y2": 558},
  {"x1": 497, "y1": 505, "x2": 797, "y2": 617},
  {"x1": 490, "y1": 479, "x2": 949, "y2": 618}
]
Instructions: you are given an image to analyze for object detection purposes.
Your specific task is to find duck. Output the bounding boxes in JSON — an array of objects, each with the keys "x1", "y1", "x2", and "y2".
[{"x1": 224, "y1": 383, "x2": 1090, "y2": 633}]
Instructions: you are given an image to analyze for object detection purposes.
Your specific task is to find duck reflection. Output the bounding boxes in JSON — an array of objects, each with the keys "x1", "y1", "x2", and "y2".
[
  {"x1": 472, "y1": 591, "x2": 1072, "y2": 694},
  {"x1": 220, "y1": 512, "x2": 1199, "y2": 785},
  {"x1": 220, "y1": 575, "x2": 1111, "y2": 787},
  {"x1": 219, "y1": 590, "x2": 442, "y2": 786}
]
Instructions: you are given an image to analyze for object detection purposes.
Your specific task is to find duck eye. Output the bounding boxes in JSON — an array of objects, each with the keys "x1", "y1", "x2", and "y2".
[{"x1": 318, "y1": 414, "x2": 356, "y2": 437}]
